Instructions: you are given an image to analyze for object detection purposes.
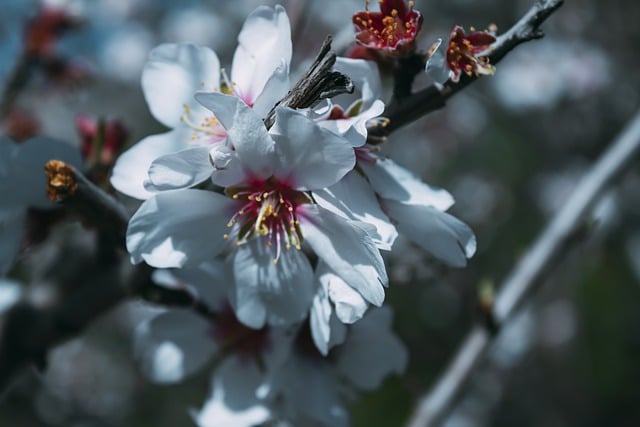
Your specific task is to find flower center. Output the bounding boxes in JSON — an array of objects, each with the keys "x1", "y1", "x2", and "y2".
[
  {"x1": 180, "y1": 103, "x2": 227, "y2": 145},
  {"x1": 225, "y1": 180, "x2": 311, "y2": 262}
]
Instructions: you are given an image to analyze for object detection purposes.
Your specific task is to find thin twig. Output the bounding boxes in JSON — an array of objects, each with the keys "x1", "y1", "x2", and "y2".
[
  {"x1": 407, "y1": 109, "x2": 640, "y2": 427},
  {"x1": 263, "y1": 36, "x2": 354, "y2": 128},
  {"x1": 368, "y1": 0, "x2": 564, "y2": 140}
]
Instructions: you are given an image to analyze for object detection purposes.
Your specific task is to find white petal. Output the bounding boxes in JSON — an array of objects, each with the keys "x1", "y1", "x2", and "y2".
[
  {"x1": 271, "y1": 108, "x2": 355, "y2": 190},
  {"x1": 0, "y1": 136, "x2": 82, "y2": 209},
  {"x1": 194, "y1": 355, "x2": 272, "y2": 427},
  {"x1": 228, "y1": 237, "x2": 314, "y2": 329},
  {"x1": 425, "y1": 38, "x2": 452, "y2": 85},
  {"x1": 0, "y1": 277, "x2": 22, "y2": 313},
  {"x1": 335, "y1": 307, "x2": 407, "y2": 391},
  {"x1": 299, "y1": 205, "x2": 387, "y2": 306},
  {"x1": 154, "y1": 261, "x2": 228, "y2": 309},
  {"x1": 251, "y1": 60, "x2": 290, "y2": 118},
  {"x1": 360, "y1": 156, "x2": 455, "y2": 209},
  {"x1": 313, "y1": 170, "x2": 398, "y2": 250},
  {"x1": 127, "y1": 190, "x2": 236, "y2": 268},
  {"x1": 146, "y1": 146, "x2": 213, "y2": 192},
  {"x1": 231, "y1": 5, "x2": 291, "y2": 107},
  {"x1": 194, "y1": 378, "x2": 270, "y2": 427},
  {"x1": 310, "y1": 280, "x2": 332, "y2": 356},
  {"x1": 142, "y1": 43, "x2": 220, "y2": 128},
  {"x1": 334, "y1": 57, "x2": 383, "y2": 107},
  {"x1": 135, "y1": 310, "x2": 218, "y2": 384},
  {"x1": 111, "y1": 130, "x2": 185, "y2": 200},
  {"x1": 195, "y1": 92, "x2": 275, "y2": 184},
  {"x1": 316, "y1": 260, "x2": 368, "y2": 325},
  {"x1": 383, "y1": 199, "x2": 477, "y2": 267},
  {"x1": 0, "y1": 207, "x2": 25, "y2": 276},
  {"x1": 319, "y1": 99, "x2": 385, "y2": 147}
]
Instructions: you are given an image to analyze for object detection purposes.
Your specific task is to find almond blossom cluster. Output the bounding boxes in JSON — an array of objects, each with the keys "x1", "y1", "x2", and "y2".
[{"x1": 101, "y1": 2, "x2": 484, "y2": 425}]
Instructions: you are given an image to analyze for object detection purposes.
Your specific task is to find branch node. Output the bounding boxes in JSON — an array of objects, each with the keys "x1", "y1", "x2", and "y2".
[{"x1": 45, "y1": 160, "x2": 77, "y2": 202}]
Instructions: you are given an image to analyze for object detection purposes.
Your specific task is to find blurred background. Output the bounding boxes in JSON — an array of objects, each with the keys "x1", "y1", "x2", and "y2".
[{"x1": 1, "y1": 0, "x2": 639, "y2": 426}]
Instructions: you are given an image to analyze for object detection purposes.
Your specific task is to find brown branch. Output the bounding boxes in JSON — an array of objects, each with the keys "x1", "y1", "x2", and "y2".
[
  {"x1": 263, "y1": 36, "x2": 354, "y2": 128},
  {"x1": 407, "y1": 109, "x2": 640, "y2": 427},
  {"x1": 368, "y1": 0, "x2": 564, "y2": 140}
]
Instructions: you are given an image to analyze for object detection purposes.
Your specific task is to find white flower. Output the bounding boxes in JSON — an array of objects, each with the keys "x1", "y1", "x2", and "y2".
[
  {"x1": 110, "y1": 5, "x2": 292, "y2": 199},
  {"x1": 126, "y1": 93, "x2": 387, "y2": 329},
  {"x1": 0, "y1": 136, "x2": 82, "y2": 275},
  {"x1": 261, "y1": 307, "x2": 407, "y2": 426}
]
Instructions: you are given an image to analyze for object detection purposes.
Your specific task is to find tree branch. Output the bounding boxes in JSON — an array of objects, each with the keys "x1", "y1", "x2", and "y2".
[
  {"x1": 406, "y1": 109, "x2": 640, "y2": 427},
  {"x1": 368, "y1": 0, "x2": 564, "y2": 140}
]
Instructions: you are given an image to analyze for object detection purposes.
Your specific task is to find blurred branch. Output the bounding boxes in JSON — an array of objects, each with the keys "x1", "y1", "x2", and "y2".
[
  {"x1": 368, "y1": 0, "x2": 564, "y2": 141},
  {"x1": 407, "y1": 109, "x2": 640, "y2": 427}
]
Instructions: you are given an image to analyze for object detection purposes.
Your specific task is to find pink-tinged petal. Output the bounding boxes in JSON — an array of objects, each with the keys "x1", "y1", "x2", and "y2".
[
  {"x1": 316, "y1": 261, "x2": 368, "y2": 325},
  {"x1": 270, "y1": 108, "x2": 355, "y2": 190},
  {"x1": 319, "y1": 100, "x2": 385, "y2": 147},
  {"x1": 1, "y1": 136, "x2": 82, "y2": 209},
  {"x1": 383, "y1": 200, "x2": 477, "y2": 267},
  {"x1": 142, "y1": 43, "x2": 220, "y2": 128},
  {"x1": 359, "y1": 156, "x2": 455, "y2": 209},
  {"x1": 313, "y1": 170, "x2": 397, "y2": 251},
  {"x1": 134, "y1": 310, "x2": 218, "y2": 384},
  {"x1": 111, "y1": 130, "x2": 185, "y2": 200},
  {"x1": 231, "y1": 5, "x2": 291, "y2": 107},
  {"x1": 335, "y1": 307, "x2": 407, "y2": 391},
  {"x1": 228, "y1": 236, "x2": 314, "y2": 329},
  {"x1": 195, "y1": 92, "x2": 275, "y2": 184},
  {"x1": 146, "y1": 146, "x2": 212, "y2": 192},
  {"x1": 127, "y1": 190, "x2": 236, "y2": 268},
  {"x1": 299, "y1": 205, "x2": 387, "y2": 306},
  {"x1": 0, "y1": 207, "x2": 26, "y2": 276}
]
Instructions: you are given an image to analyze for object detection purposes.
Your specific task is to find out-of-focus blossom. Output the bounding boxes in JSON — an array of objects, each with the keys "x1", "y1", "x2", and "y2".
[
  {"x1": 126, "y1": 94, "x2": 387, "y2": 330},
  {"x1": 24, "y1": 5, "x2": 81, "y2": 59},
  {"x1": 2, "y1": 108, "x2": 41, "y2": 142},
  {"x1": 111, "y1": 5, "x2": 292, "y2": 199},
  {"x1": 76, "y1": 114, "x2": 128, "y2": 167},
  {"x1": 0, "y1": 136, "x2": 82, "y2": 275},
  {"x1": 426, "y1": 25, "x2": 496, "y2": 84},
  {"x1": 352, "y1": 0, "x2": 423, "y2": 56}
]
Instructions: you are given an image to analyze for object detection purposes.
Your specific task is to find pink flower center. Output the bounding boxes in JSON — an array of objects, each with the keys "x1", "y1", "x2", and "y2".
[
  {"x1": 353, "y1": 0, "x2": 422, "y2": 52},
  {"x1": 180, "y1": 104, "x2": 228, "y2": 145},
  {"x1": 226, "y1": 179, "x2": 311, "y2": 261}
]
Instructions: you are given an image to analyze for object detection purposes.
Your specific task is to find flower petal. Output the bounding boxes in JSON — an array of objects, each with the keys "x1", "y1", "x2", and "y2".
[
  {"x1": 127, "y1": 190, "x2": 237, "y2": 268},
  {"x1": 360, "y1": 155, "x2": 455, "y2": 209},
  {"x1": 383, "y1": 199, "x2": 477, "y2": 267},
  {"x1": 142, "y1": 43, "x2": 220, "y2": 128},
  {"x1": 333, "y1": 57, "x2": 382, "y2": 107},
  {"x1": 111, "y1": 130, "x2": 186, "y2": 200},
  {"x1": 251, "y1": 60, "x2": 289, "y2": 118},
  {"x1": 319, "y1": 99, "x2": 385, "y2": 147},
  {"x1": 310, "y1": 272, "x2": 348, "y2": 356},
  {"x1": 228, "y1": 236, "x2": 314, "y2": 329},
  {"x1": 425, "y1": 38, "x2": 451, "y2": 84},
  {"x1": 313, "y1": 170, "x2": 398, "y2": 250},
  {"x1": 135, "y1": 310, "x2": 218, "y2": 384},
  {"x1": 0, "y1": 277, "x2": 22, "y2": 314},
  {"x1": 146, "y1": 146, "x2": 213, "y2": 192},
  {"x1": 335, "y1": 307, "x2": 407, "y2": 391},
  {"x1": 231, "y1": 5, "x2": 291, "y2": 107},
  {"x1": 195, "y1": 92, "x2": 275, "y2": 184},
  {"x1": 271, "y1": 108, "x2": 355, "y2": 190},
  {"x1": 299, "y1": 205, "x2": 387, "y2": 306}
]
